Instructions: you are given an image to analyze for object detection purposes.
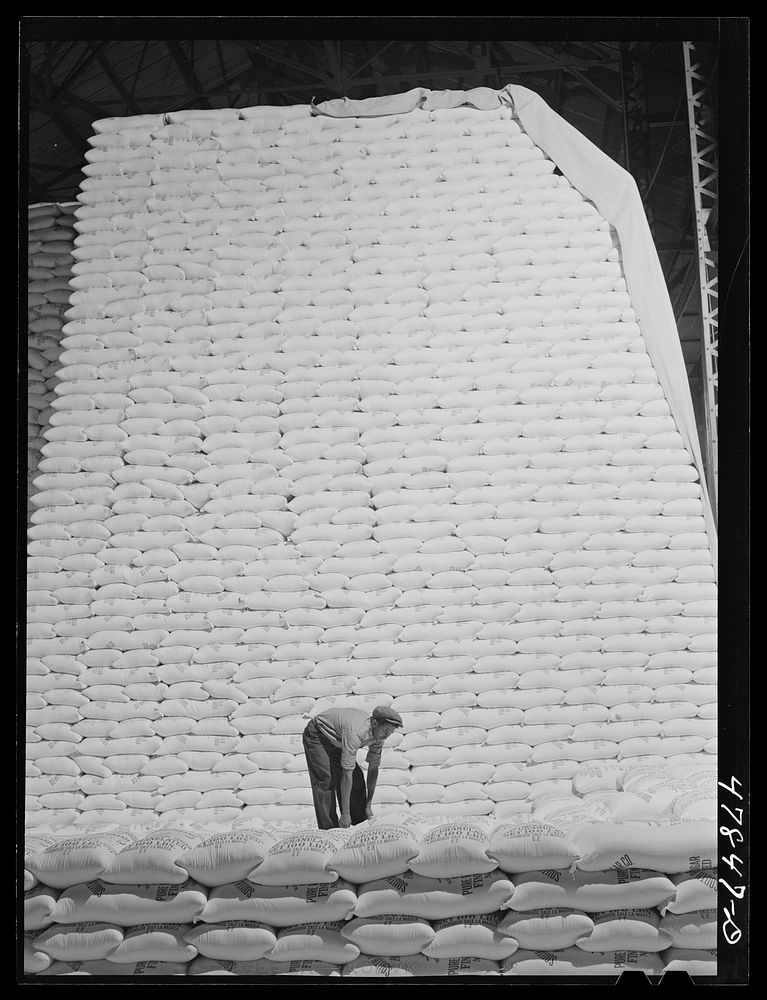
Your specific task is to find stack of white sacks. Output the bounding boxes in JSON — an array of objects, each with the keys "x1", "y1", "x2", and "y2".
[
  {"x1": 25, "y1": 92, "x2": 718, "y2": 977},
  {"x1": 24, "y1": 758, "x2": 717, "y2": 976},
  {"x1": 26, "y1": 203, "x2": 78, "y2": 523},
  {"x1": 26, "y1": 95, "x2": 717, "y2": 833}
]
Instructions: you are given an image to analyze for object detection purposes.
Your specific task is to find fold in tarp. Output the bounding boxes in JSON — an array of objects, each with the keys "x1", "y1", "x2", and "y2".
[
  {"x1": 312, "y1": 84, "x2": 717, "y2": 576},
  {"x1": 310, "y1": 87, "x2": 504, "y2": 118},
  {"x1": 501, "y1": 85, "x2": 717, "y2": 576}
]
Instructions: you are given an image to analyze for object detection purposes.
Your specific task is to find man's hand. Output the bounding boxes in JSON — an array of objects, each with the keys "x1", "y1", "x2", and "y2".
[
  {"x1": 365, "y1": 762, "x2": 379, "y2": 822},
  {"x1": 339, "y1": 812, "x2": 352, "y2": 828}
]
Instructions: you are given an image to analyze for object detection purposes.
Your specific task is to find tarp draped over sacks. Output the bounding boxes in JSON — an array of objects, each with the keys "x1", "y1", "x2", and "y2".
[
  {"x1": 25, "y1": 81, "x2": 718, "y2": 977},
  {"x1": 26, "y1": 85, "x2": 717, "y2": 828}
]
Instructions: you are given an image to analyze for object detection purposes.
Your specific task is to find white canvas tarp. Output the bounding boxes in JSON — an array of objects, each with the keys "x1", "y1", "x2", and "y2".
[{"x1": 313, "y1": 84, "x2": 718, "y2": 575}]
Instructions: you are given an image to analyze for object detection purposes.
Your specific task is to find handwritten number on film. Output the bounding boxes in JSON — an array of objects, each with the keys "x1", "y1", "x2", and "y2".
[{"x1": 718, "y1": 776, "x2": 745, "y2": 945}]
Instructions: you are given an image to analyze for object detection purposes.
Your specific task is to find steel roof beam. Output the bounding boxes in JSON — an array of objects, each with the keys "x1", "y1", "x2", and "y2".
[
  {"x1": 28, "y1": 162, "x2": 85, "y2": 196},
  {"x1": 345, "y1": 41, "x2": 399, "y2": 82},
  {"x1": 95, "y1": 49, "x2": 144, "y2": 115},
  {"x1": 25, "y1": 160, "x2": 77, "y2": 171},
  {"x1": 28, "y1": 71, "x2": 88, "y2": 159},
  {"x1": 166, "y1": 40, "x2": 210, "y2": 108},
  {"x1": 237, "y1": 42, "x2": 333, "y2": 84},
  {"x1": 496, "y1": 57, "x2": 619, "y2": 75},
  {"x1": 46, "y1": 89, "x2": 112, "y2": 120},
  {"x1": 563, "y1": 65, "x2": 621, "y2": 111},
  {"x1": 213, "y1": 40, "x2": 236, "y2": 104},
  {"x1": 130, "y1": 41, "x2": 150, "y2": 101},
  {"x1": 309, "y1": 59, "x2": 617, "y2": 94},
  {"x1": 27, "y1": 39, "x2": 77, "y2": 91},
  {"x1": 228, "y1": 54, "x2": 260, "y2": 107},
  {"x1": 27, "y1": 178, "x2": 50, "y2": 203},
  {"x1": 153, "y1": 56, "x2": 273, "y2": 112},
  {"x1": 49, "y1": 41, "x2": 109, "y2": 101},
  {"x1": 323, "y1": 40, "x2": 344, "y2": 91}
]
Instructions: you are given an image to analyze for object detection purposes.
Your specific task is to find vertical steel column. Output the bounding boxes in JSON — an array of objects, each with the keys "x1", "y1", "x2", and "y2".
[
  {"x1": 683, "y1": 40, "x2": 719, "y2": 514},
  {"x1": 620, "y1": 42, "x2": 656, "y2": 228}
]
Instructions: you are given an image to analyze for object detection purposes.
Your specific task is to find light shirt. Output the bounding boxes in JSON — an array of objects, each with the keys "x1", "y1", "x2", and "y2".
[{"x1": 311, "y1": 707, "x2": 384, "y2": 770}]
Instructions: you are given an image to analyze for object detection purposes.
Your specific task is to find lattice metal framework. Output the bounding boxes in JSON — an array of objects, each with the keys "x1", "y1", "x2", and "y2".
[
  {"x1": 620, "y1": 42, "x2": 656, "y2": 227},
  {"x1": 683, "y1": 39, "x2": 719, "y2": 513}
]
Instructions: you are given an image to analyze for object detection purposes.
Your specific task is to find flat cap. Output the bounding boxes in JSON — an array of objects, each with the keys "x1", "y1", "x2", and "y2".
[{"x1": 371, "y1": 705, "x2": 403, "y2": 727}]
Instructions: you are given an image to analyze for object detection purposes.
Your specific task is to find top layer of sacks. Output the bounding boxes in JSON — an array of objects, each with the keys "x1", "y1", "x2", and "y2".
[
  {"x1": 25, "y1": 757, "x2": 719, "y2": 887},
  {"x1": 27, "y1": 90, "x2": 716, "y2": 826}
]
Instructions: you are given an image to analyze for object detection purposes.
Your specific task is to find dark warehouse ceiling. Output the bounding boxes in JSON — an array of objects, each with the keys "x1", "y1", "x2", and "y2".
[{"x1": 20, "y1": 21, "x2": 740, "y2": 493}]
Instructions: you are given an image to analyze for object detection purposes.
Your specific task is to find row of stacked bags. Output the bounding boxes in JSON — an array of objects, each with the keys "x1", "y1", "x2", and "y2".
[
  {"x1": 25, "y1": 718, "x2": 718, "y2": 828},
  {"x1": 26, "y1": 203, "x2": 78, "y2": 525},
  {"x1": 25, "y1": 694, "x2": 717, "y2": 825},
  {"x1": 24, "y1": 758, "x2": 717, "y2": 977},
  {"x1": 27, "y1": 99, "x2": 715, "y2": 827}
]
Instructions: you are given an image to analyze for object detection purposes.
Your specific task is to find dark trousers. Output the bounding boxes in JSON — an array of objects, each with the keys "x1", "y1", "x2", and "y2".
[{"x1": 302, "y1": 719, "x2": 367, "y2": 829}]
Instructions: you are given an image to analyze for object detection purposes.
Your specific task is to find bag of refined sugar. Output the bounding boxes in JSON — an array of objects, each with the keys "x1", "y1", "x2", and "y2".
[
  {"x1": 105, "y1": 922, "x2": 198, "y2": 964},
  {"x1": 487, "y1": 815, "x2": 581, "y2": 874},
  {"x1": 354, "y1": 870, "x2": 514, "y2": 920},
  {"x1": 571, "y1": 762, "x2": 623, "y2": 795},
  {"x1": 661, "y1": 869, "x2": 718, "y2": 914},
  {"x1": 248, "y1": 829, "x2": 349, "y2": 885},
  {"x1": 267, "y1": 921, "x2": 360, "y2": 964},
  {"x1": 32, "y1": 922, "x2": 125, "y2": 961},
  {"x1": 503, "y1": 868, "x2": 676, "y2": 913},
  {"x1": 201, "y1": 879, "x2": 358, "y2": 928},
  {"x1": 29, "y1": 830, "x2": 138, "y2": 888},
  {"x1": 500, "y1": 947, "x2": 665, "y2": 976},
  {"x1": 102, "y1": 827, "x2": 207, "y2": 884},
  {"x1": 342, "y1": 954, "x2": 501, "y2": 976},
  {"x1": 618, "y1": 766, "x2": 671, "y2": 791},
  {"x1": 408, "y1": 820, "x2": 496, "y2": 877},
  {"x1": 663, "y1": 786, "x2": 717, "y2": 822},
  {"x1": 574, "y1": 907, "x2": 673, "y2": 952},
  {"x1": 189, "y1": 954, "x2": 342, "y2": 975},
  {"x1": 498, "y1": 907, "x2": 595, "y2": 950},
  {"x1": 25, "y1": 883, "x2": 62, "y2": 931},
  {"x1": 24, "y1": 929, "x2": 53, "y2": 974},
  {"x1": 183, "y1": 920, "x2": 278, "y2": 960},
  {"x1": 411, "y1": 798, "x2": 493, "y2": 818},
  {"x1": 493, "y1": 801, "x2": 535, "y2": 822},
  {"x1": 423, "y1": 913, "x2": 519, "y2": 960},
  {"x1": 572, "y1": 819, "x2": 717, "y2": 873},
  {"x1": 661, "y1": 947, "x2": 717, "y2": 975},
  {"x1": 659, "y1": 909, "x2": 717, "y2": 949},
  {"x1": 42, "y1": 959, "x2": 189, "y2": 975},
  {"x1": 579, "y1": 789, "x2": 666, "y2": 822},
  {"x1": 339, "y1": 915, "x2": 435, "y2": 957},
  {"x1": 531, "y1": 796, "x2": 610, "y2": 827},
  {"x1": 24, "y1": 833, "x2": 58, "y2": 891},
  {"x1": 177, "y1": 826, "x2": 278, "y2": 886},
  {"x1": 53, "y1": 879, "x2": 208, "y2": 926},
  {"x1": 327, "y1": 820, "x2": 422, "y2": 882}
]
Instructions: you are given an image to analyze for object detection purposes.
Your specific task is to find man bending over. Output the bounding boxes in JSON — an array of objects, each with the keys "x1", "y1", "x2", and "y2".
[{"x1": 302, "y1": 704, "x2": 403, "y2": 829}]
